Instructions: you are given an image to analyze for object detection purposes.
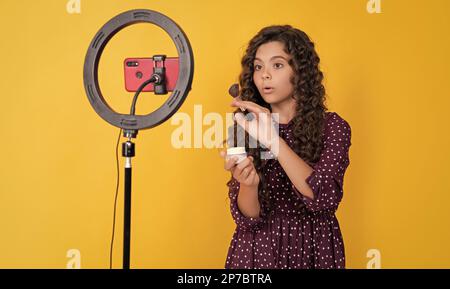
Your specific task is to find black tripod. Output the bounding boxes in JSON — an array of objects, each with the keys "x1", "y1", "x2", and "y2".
[
  {"x1": 121, "y1": 129, "x2": 136, "y2": 269},
  {"x1": 120, "y1": 55, "x2": 167, "y2": 269}
]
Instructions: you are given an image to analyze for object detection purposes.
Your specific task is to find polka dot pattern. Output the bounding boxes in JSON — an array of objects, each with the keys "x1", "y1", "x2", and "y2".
[{"x1": 225, "y1": 112, "x2": 351, "y2": 269}]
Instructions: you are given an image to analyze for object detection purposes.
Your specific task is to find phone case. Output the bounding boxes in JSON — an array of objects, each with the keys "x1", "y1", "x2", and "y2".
[{"x1": 124, "y1": 57, "x2": 179, "y2": 92}]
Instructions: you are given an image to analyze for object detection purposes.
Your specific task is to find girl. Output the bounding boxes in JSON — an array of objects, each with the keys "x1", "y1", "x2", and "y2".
[{"x1": 220, "y1": 25, "x2": 352, "y2": 269}]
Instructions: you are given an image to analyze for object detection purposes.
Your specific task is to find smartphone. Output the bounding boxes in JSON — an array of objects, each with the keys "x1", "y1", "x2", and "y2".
[{"x1": 124, "y1": 57, "x2": 179, "y2": 92}]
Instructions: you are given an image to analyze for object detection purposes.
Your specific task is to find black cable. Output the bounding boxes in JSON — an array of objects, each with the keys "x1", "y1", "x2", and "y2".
[
  {"x1": 130, "y1": 75, "x2": 158, "y2": 115},
  {"x1": 110, "y1": 127, "x2": 122, "y2": 269}
]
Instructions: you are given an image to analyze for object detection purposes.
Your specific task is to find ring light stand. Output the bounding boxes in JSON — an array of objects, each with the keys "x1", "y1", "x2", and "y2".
[{"x1": 83, "y1": 9, "x2": 194, "y2": 269}]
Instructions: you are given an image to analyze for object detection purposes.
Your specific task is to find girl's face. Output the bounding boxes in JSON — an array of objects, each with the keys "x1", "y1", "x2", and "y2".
[{"x1": 252, "y1": 41, "x2": 295, "y2": 106}]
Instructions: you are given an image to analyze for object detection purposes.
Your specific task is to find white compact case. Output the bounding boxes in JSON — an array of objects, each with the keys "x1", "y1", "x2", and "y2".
[{"x1": 226, "y1": 147, "x2": 247, "y2": 164}]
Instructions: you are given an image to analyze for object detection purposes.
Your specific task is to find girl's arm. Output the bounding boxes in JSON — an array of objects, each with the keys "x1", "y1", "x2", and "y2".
[
  {"x1": 277, "y1": 113, "x2": 352, "y2": 212},
  {"x1": 276, "y1": 138, "x2": 315, "y2": 199},
  {"x1": 223, "y1": 155, "x2": 261, "y2": 217},
  {"x1": 237, "y1": 184, "x2": 260, "y2": 218},
  {"x1": 227, "y1": 178, "x2": 264, "y2": 231},
  {"x1": 223, "y1": 153, "x2": 264, "y2": 231}
]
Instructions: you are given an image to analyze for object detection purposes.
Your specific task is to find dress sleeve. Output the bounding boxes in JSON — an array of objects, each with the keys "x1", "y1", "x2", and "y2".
[
  {"x1": 293, "y1": 113, "x2": 352, "y2": 213},
  {"x1": 227, "y1": 177, "x2": 265, "y2": 232}
]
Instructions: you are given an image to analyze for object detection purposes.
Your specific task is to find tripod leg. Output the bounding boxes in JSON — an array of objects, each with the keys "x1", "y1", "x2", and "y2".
[
  {"x1": 122, "y1": 139, "x2": 135, "y2": 269},
  {"x1": 123, "y1": 163, "x2": 132, "y2": 269}
]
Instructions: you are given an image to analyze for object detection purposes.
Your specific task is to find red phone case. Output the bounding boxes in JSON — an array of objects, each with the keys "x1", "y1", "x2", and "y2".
[{"x1": 124, "y1": 57, "x2": 179, "y2": 92}]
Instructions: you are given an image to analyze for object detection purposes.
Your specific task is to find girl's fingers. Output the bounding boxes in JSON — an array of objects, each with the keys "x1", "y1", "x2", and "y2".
[
  {"x1": 234, "y1": 164, "x2": 246, "y2": 179},
  {"x1": 236, "y1": 156, "x2": 252, "y2": 170},
  {"x1": 237, "y1": 166, "x2": 254, "y2": 182},
  {"x1": 231, "y1": 100, "x2": 269, "y2": 115},
  {"x1": 236, "y1": 159, "x2": 255, "y2": 179},
  {"x1": 227, "y1": 155, "x2": 257, "y2": 184},
  {"x1": 249, "y1": 171, "x2": 257, "y2": 185},
  {"x1": 244, "y1": 170, "x2": 257, "y2": 186},
  {"x1": 247, "y1": 170, "x2": 256, "y2": 184},
  {"x1": 239, "y1": 167, "x2": 251, "y2": 180},
  {"x1": 224, "y1": 157, "x2": 238, "y2": 171}
]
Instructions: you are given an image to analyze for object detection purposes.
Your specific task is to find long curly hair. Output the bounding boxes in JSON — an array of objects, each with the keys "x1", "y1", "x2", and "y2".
[{"x1": 227, "y1": 25, "x2": 328, "y2": 216}]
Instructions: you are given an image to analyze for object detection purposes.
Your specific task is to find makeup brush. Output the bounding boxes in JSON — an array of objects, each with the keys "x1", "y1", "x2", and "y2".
[
  {"x1": 228, "y1": 83, "x2": 254, "y2": 121},
  {"x1": 228, "y1": 83, "x2": 245, "y2": 112}
]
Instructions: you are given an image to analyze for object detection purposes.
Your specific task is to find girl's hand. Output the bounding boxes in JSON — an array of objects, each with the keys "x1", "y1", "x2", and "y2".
[
  {"x1": 230, "y1": 99, "x2": 280, "y2": 155},
  {"x1": 219, "y1": 150, "x2": 260, "y2": 188}
]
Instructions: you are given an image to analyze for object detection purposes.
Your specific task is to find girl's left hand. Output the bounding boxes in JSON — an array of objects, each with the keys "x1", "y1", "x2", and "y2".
[{"x1": 231, "y1": 99, "x2": 280, "y2": 154}]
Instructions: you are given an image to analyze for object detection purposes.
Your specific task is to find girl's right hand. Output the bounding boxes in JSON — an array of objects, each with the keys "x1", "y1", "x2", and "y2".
[{"x1": 219, "y1": 150, "x2": 260, "y2": 188}]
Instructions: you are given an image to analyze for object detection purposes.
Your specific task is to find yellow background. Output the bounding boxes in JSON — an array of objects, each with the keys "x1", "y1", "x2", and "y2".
[{"x1": 1, "y1": 0, "x2": 449, "y2": 268}]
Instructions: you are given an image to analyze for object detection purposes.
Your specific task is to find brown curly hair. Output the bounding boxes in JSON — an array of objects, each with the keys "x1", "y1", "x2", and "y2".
[{"x1": 227, "y1": 25, "x2": 328, "y2": 216}]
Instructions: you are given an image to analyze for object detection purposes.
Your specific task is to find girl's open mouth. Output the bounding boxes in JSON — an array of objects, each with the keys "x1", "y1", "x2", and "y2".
[{"x1": 263, "y1": 87, "x2": 274, "y2": 94}]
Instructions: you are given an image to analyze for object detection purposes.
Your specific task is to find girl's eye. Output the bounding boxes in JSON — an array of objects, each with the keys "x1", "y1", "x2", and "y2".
[
  {"x1": 254, "y1": 64, "x2": 262, "y2": 71},
  {"x1": 274, "y1": 63, "x2": 284, "y2": 69}
]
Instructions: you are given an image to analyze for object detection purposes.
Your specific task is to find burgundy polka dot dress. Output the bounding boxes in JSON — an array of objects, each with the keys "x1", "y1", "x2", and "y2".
[{"x1": 225, "y1": 112, "x2": 351, "y2": 269}]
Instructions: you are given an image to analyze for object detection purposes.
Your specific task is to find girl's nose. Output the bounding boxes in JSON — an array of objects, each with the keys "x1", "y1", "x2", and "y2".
[{"x1": 262, "y1": 71, "x2": 271, "y2": 80}]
